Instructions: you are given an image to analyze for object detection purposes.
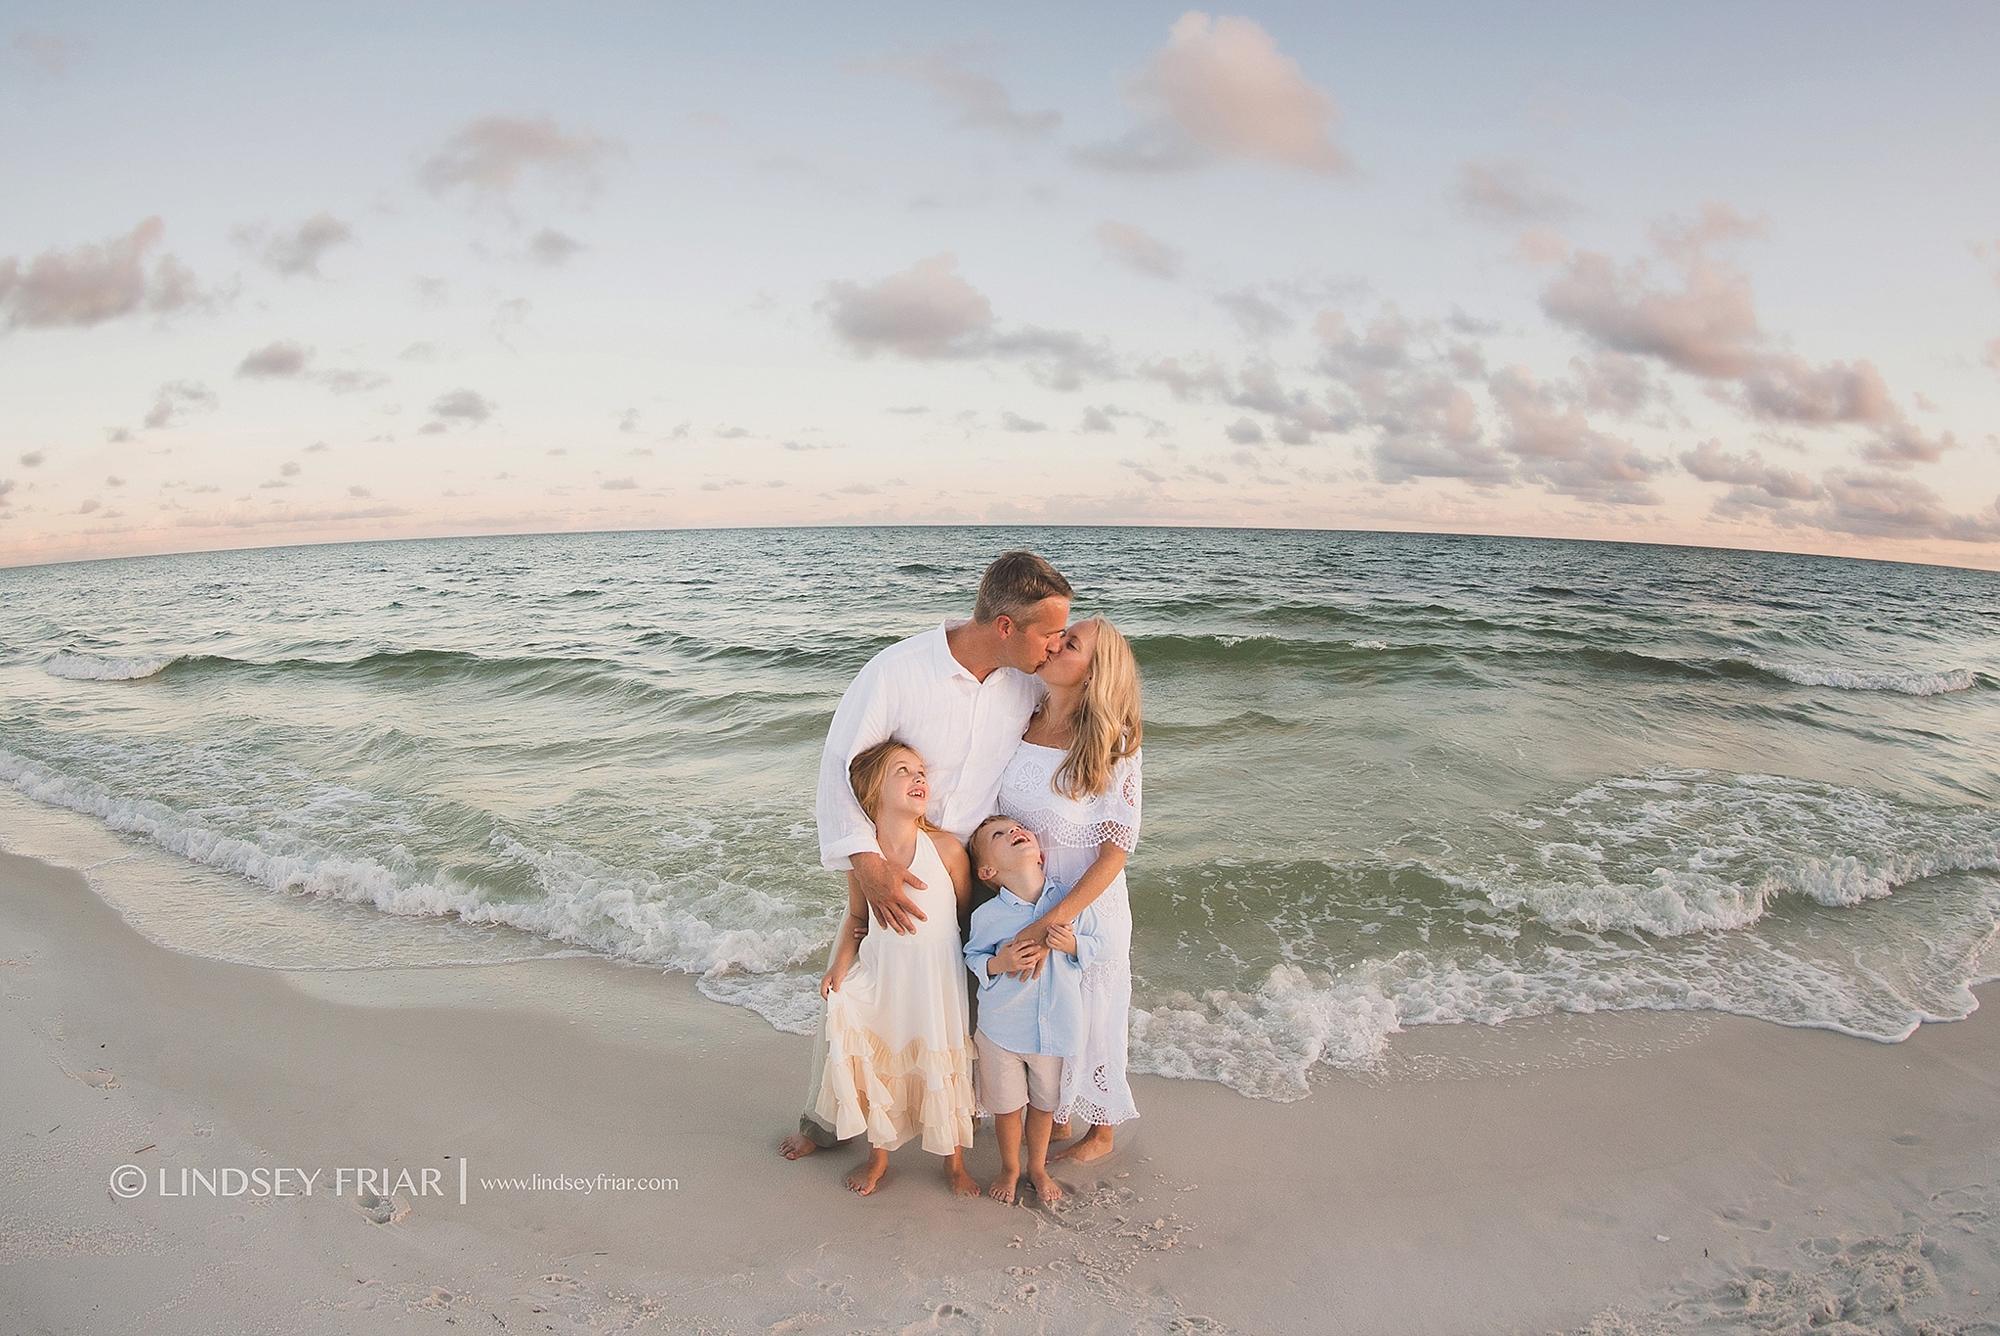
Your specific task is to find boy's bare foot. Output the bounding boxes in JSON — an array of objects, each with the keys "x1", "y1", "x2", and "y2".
[
  {"x1": 779, "y1": 1132, "x2": 819, "y2": 1160},
  {"x1": 1049, "y1": 1126, "x2": 1114, "y2": 1163},
  {"x1": 1028, "y1": 1167, "x2": 1063, "y2": 1203},
  {"x1": 987, "y1": 1170, "x2": 1019, "y2": 1205},
  {"x1": 845, "y1": 1149, "x2": 889, "y2": 1195},
  {"x1": 944, "y1": 1155, "x2": 981, "y2": 1198}
]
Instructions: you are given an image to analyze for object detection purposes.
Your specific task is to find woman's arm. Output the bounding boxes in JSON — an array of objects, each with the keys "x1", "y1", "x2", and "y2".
[
  {"x1": 820, "y1": 881, "x2": 868, "y2": 998},
  {"x1": 1011, "y1": 841, "x2": 1126, "y2": 949}
]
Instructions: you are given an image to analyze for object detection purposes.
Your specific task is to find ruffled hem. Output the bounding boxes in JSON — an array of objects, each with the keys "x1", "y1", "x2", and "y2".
[{"x1": 814, "y1": 1006, "x2": 976, "y2": 1154}]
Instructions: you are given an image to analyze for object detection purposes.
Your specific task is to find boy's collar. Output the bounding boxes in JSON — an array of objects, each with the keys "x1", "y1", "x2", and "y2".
[{"x1": 994, "y1": 874, "x2": 1059, "y2": 909}]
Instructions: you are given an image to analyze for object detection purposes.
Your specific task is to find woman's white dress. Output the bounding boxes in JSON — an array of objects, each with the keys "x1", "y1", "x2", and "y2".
[
  {"x1": 997, "y1": 742, "x2": 1142, "y2": 1127},
  {"x1": 812, "y1": 831, "x2": 976, "y2": 1154}
]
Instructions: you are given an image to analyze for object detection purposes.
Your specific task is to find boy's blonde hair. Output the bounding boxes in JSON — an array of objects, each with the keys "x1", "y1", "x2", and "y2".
[
  {"x1": 848, "y1": 737, "x2": 943, "y2": 833},
  {"x1": 1051, "y1": 617, "x2": 1143, "y2": 800}
]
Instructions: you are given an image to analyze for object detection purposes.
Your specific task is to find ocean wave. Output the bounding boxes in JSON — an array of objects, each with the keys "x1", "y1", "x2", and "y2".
[
  {"x1": 1748, "y1": 660, "x2": 1982, "y2": 695},
  {"x1": 42, "y1": 652, "x2": 180, "y2": 681},
  {"x1": 0, "y1": 747, "x2": 837, "y2": 1034},
  {"x1": 1467, "y1": 772, "x2": 2000, "y2": 939}
]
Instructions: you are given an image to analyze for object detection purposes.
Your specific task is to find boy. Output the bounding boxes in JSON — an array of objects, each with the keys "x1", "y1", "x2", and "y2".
[{"x1": 962, "y1": 813, "x2": 1104, "y2": 1205}]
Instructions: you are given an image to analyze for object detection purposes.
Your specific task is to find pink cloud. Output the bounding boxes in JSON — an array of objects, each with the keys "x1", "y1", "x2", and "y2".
[
  {"x1": 1081, "y1": 12, "x2": 1347, "y2": 175},
  {"x1": 0, "y1": 217, "x2": 203, "y2": 328}
]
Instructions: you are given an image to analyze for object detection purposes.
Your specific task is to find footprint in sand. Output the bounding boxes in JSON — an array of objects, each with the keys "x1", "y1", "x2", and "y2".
[{"x1": 353, "y1": 1192, "x2": 407, "y2": 1225}]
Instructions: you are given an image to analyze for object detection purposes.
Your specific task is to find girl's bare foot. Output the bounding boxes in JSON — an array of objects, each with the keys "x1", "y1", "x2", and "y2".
[
  {"x1": 943, "y1": 1152, "x2": 981, "y2": 1198},
  {"x1": 846, "y1": 1149, "x2": 889, "y2": 1194},
  {"x1": 1027, "y1": 1167, "x2": 1063, "y2": 1203},
  {"x1": 987, "y1": 1170, "x2": 1019, "y2": 1205},
  {"x1": 779, "y1": 1132, "x2": 819, "y2": 1160},
  {"x1": 1049, "y1": 1126, "x2": 1114, "y2": 1163}
]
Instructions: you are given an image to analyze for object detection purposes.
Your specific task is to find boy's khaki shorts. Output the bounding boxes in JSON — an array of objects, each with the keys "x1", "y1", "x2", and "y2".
[{"x1": 975, "y1": 1029, "x2": 1063, "y2": 1115}]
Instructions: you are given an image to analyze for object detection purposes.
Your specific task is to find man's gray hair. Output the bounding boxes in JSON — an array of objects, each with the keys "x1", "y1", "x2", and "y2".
[{"x1": 973, "y1": 550, "x2": 1074, "y2": 625}]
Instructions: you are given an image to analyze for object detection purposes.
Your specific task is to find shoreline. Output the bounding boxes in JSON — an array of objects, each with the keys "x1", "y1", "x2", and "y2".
[{"x1": 3, "y1": 841, "x2": 1997, "y2": 1334}]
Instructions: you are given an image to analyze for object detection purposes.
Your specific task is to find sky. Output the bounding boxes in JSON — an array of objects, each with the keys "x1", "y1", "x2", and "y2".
[{"x1": 3, "y1": 0, "x2": 1998, "y2": 570}]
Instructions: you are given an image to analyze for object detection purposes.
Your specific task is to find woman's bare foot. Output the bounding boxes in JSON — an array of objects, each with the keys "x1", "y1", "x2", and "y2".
[
  {"x1": 845, "y1": 1149, "x2": 889, "y2": 1195},
  {"x1": 1027, "y1": 1167, "x2": 1063, "y2": 1203},
  {"x1": 1050, "y1": 1120, "x2": 1071, "y2": 1142},
  {"x1": 1049, "y1": 1125, "x2": 1114, "y2": 1163},
  {"x1": 987, "y1": 1170, "x2": 1019, "y2": 1205},
  {"x1": 779, "y1": 1132, "x2": 819, "y2": 1160},
  {"x1": 943, "y1": 1152, "x2": 981, "y2": 1198}
]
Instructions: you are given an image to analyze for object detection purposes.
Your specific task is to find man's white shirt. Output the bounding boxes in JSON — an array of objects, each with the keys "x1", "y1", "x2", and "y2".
[{"x1": 816, "y1": 620, "x2": 1047, "y2": 869}]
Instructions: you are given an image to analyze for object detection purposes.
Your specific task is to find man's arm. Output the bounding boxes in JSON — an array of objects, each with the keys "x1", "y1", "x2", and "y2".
[{"x1": 814, "y1": 654, "x2": 928, "y2": 933}]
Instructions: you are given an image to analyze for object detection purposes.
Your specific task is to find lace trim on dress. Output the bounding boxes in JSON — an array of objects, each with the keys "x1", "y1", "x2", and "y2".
[{"x1": 1006, "y1": 807, "x2": 1138, "y2": 852}]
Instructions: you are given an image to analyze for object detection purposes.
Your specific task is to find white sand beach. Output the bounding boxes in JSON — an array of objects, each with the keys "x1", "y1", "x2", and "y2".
[{"x1": 3, "y1": 842, "x2": 1996, "y2": 1335}]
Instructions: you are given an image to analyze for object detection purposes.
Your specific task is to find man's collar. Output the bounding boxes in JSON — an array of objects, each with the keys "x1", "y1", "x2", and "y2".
[{"x1": 937, "y1": 618, "x2": 982, "y2": 683}]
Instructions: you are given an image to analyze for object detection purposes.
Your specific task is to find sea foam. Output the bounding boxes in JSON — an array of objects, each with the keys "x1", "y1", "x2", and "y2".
[
  {"x1": 42, "y1": 652, "x2": 180, "y2": 681},
  {"x1": 1751, "y1": 660, "x2": 1979, "y2": 695}
]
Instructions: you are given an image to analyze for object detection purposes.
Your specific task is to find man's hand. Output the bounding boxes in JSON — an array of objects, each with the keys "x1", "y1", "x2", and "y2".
[
  {"x1": 993, "y1": 937, "x2": 1047, "y2": 980},
  {"x1": 850, "y1": 853, "x2": 928, "y2": 935}
]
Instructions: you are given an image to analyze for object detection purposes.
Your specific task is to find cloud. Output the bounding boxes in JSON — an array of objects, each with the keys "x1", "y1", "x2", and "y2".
[
  {"x1": 419, "y1": 115, "x2": 612, "y2": 198},
  {"x1": 1455, "y1": 160, "x2": 1579, "y2": 225},
  {"x1": 143, "y1": 381, "x2": 218, "y2": 430},
  {"x1": 319, "y1": 369, "x2": 388, "y2": 395},
  {"x1": 820, "y1": 253, "x2": 993, "y2": 358},
  {"x1": 601, "y1": 477, "x2": 638, "y2": 490},
  {"x1": 617, "y1": 408, "x2": 640, "y2": 433},
  {"x1": 1081, "y1": 12, "x2": 1348, "y2": 176},
  {"x1": 0, "y1": 217, "x2": 205, "y2": 329},
  {"x1": 1540, "y1": 223, "x2": 1764, "y2": 379},
  {"x1": 399, "y1": 341, "x2": 440, "y2": 362},
  {"x1": 1225, "y1": 416, "x2": 1263, "y2": 444},
  {"x1": 1096, "y1": 221, "x2": 1181, "y2": 279},
  {"x1": 78, "y1": 497, "x2": 100, "y2": 514},
  {"x1": 715, "y1": 425, "x2": 751, "y2": 438},
  {"x1": 1543, "y1": 202, "x2": 1947, "y2": 468},
  {"x1": 849, "y1": 46, "x2": 1059, "y2": 135},
  {"x1": 348, "y1": 485, "x2": 371, "y2": 498},
  {"x1": 987, "y1": 325, "x2": 1118, "y2": 390},
  {"x1": 1567, "y1": 351, "x2": 1665, "y2": 418},
  {"x1": 236, "y1": 340, "x2": 314, "y2": 378},
  {"x1": 428, "y1": 388, "x2": 494, "y2": 427},
  {"x1": 14, "y1": 30, "x2": 66, "y2": 73},
  {"x1": 1810, "y1": 470, "x2": 2000, "y2": 542},
  {"x1": 1216, "y1": 287, "x2": 1293, "y2": 339},
  {"x1": 1000, "y1": 411, "x2": 1047, "y2": 432},
  {"x1": 20, "y1": 451, "x2": 45, "y2": 467},
  {"x1": 243, "y1": 213, "x2": 355, "y2": 277},
  {"x1": 527, "y1": 228, "x2": 585, "y2": 266},
  {"x1": 1488, "y1": 366, "x2": 1662, "y2": 504},
  {"x1": 1680, "y1": 439, "x2": 1820, "y2": 501},
  {"x1": 1080, "y1": 405, "x2": 1116, "y2": 432},
  {"x1": 1513, "y1": 227, "x2": 1571, "y2": 267}
]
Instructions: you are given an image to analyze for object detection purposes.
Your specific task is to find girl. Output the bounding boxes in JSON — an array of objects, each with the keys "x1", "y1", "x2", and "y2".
[
  {"x1": 813, "y1": 738, "x2": 981, "y2": 1197},
  {"x1": 994, "y1": 617, "x2": 1143, "y2": 1163}
]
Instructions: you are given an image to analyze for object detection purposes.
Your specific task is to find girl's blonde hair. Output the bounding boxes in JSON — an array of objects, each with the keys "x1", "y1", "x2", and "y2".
[
  {"x1": 1052, "y1": 617, "x2": 1143, "y2": 800},
  {"x1": 849, "y1": 737, "x2": 943, "y2": 833}
]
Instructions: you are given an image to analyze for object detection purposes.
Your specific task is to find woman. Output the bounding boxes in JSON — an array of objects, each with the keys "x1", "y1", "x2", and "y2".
[{"x1": 994, "y1": 616, "x2": 1142, "y2": 1163}]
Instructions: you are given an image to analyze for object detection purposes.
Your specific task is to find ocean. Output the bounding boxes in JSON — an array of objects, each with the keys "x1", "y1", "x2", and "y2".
[{"x1": 2, "y1": 526, "x2": 1995, "y2": 1100}]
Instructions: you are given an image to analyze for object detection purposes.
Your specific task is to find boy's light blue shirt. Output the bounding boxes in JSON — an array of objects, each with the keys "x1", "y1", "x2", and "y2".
[{"x1": 962, "y1": 878, "x2": 1104, "y2": 1058}]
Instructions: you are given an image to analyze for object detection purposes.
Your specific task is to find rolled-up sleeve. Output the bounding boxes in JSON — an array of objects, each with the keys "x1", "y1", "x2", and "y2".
[{"x1": 816, "y1": 657, "x2": 894, "y2": 870}]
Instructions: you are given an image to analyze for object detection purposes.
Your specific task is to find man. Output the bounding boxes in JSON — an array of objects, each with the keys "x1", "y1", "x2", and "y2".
[{"x1": 780, "y1": 550, "x2": 1073, "y2": 1160}]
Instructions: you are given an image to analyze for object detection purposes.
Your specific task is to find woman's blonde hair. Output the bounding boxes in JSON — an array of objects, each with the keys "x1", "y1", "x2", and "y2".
[
  {"x1": 849, "y1": 737, "x2": 943, "y2": 833},
  {"x1": 1052, "y1": 617, "x2": 1143, "y2": 800}
]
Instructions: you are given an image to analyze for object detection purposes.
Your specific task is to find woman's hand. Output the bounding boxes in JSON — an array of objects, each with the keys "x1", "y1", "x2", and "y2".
[{"x1": 1004, "y1": 915, "x2": 1060, "y2": 978}]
